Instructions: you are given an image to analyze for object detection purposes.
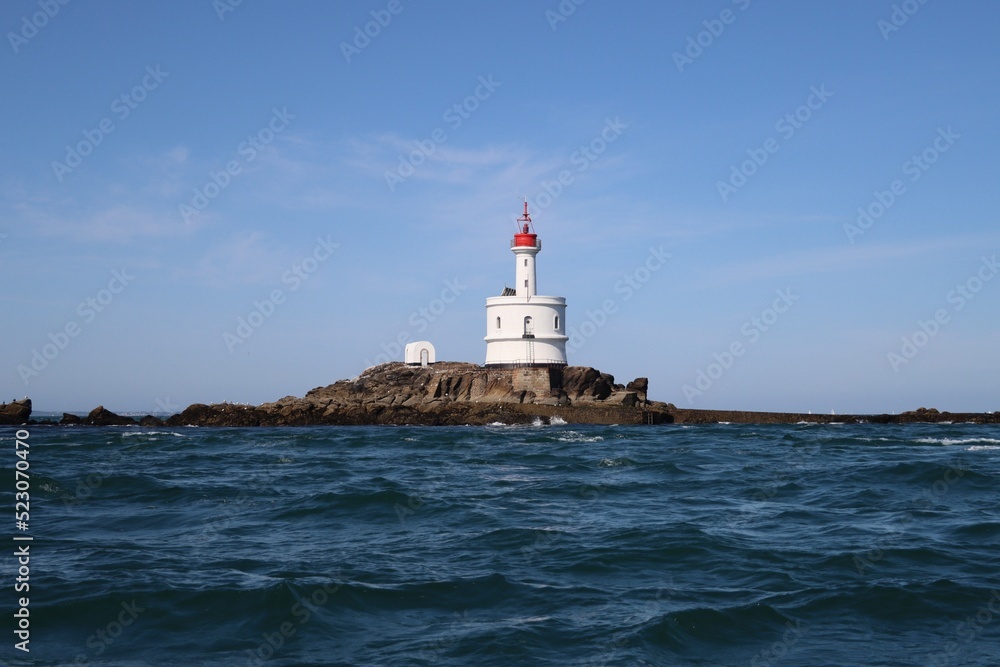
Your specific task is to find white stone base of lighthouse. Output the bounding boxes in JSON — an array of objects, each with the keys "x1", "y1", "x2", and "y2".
[{"x1": 484, "y1": 296, "x2": 568, "y2": 367}]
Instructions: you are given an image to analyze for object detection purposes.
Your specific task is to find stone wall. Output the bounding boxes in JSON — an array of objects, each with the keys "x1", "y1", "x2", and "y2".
[{"x1": 512, "y1": 366, "x2": 558, "y2": 396}]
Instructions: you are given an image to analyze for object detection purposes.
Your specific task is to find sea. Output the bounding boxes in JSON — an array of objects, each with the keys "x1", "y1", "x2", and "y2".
[{"x1": 3, "y1": 420, "x2": 1000, "y2": 666}]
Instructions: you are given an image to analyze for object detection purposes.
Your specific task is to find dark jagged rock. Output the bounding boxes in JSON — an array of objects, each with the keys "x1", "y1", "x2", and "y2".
[
  {"x1": 139, "y1": 415, "x2": 165, "y2": 427},
  {"x1": 60, "y1": 413, "x2": 82, "y2": 425},
  {"x1": 625, "y1": 377, "x2": 648, "y2": 403},
  {"x1": 84, "y1": 406, "x2": 136, "y2": 426},
  {"x1": 0, "y1": 399, "x2": 31, "y2": 425},
  {"x1": 902, "y1": 407, "x2": 940, "y2": 418}
]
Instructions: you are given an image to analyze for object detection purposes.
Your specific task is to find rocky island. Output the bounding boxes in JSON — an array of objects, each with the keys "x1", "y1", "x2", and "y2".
[
  {"x1": 6, "y1": 363, "x2": 999, "y2": 427},
  {"x1": 163, "y1": 363, "x2": 667, "y2": 427}
]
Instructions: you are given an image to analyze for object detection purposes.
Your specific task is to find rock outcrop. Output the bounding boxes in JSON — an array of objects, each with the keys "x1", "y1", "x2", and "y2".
[
  {"x1": 0, "y1": 399, "x2": 31, "y2": 425},
  {"x1": 162, "y1": 362, "x2": 670, "y2": 427},
  {"x1": 55, "y1": 408, "x2": 163, "y2": 426},
  {"x1": 82, "y1": 406, "x2": 136, "y2": 426}
]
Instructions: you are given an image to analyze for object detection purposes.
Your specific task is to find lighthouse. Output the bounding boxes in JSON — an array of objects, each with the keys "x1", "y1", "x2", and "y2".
[{"x1": 484, "y1": 203, "x2": 568, "y2": 367}]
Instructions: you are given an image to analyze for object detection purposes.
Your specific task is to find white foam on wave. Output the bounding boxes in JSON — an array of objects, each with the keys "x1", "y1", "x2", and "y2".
[
  {"x1": 556, "y1": 431, "x2": 604, "y2": 443},
  {"x1": 550, "y1": 416, "x2": 567, "y2": 426},
  {"x1": 967, "y1": 445, "x2": 1000, "y2": 451},
  {"x1": 598, "y1": 457, "x2": 630, "y2": 467},
  {"x1": 917, "y1": 437, "x2": 1000, "y2": 446},
  {"x1": 121, "y1": 431, "x2": 185, "y2": 437}
]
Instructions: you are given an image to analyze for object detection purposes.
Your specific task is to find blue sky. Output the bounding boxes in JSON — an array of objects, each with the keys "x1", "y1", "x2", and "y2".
[{"x1": 2, "y1": 0, "x2": 999, "y2": 414}]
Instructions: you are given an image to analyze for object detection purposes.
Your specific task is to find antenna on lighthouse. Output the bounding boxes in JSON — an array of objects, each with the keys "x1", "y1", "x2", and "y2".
[{"x1": 516, "y1": 199, "x2": 534, "y2": 233}]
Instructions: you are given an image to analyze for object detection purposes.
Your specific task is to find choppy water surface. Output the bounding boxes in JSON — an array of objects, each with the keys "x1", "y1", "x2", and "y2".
[{"x1": 5, "y1": 422, "x2": 1000, "y2": 666}]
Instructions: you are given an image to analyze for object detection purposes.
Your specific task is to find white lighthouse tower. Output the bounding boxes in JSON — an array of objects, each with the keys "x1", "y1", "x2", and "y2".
[{"x1": 484, "y1": 203, "x2": 568, "y2": 367}]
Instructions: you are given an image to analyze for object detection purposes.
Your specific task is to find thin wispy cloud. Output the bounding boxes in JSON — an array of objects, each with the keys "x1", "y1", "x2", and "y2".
[
  {"x1": 180, "y1": 231, "x2": 290, "y2": 289},
  {"x1": 700, "y1": 233, "x2": 1000, "y2": 288}
]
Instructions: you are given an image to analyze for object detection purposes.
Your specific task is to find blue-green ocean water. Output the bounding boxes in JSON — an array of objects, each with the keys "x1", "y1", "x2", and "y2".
[{"x1": 3, "y1": 422, "x2": 1000, "y2": 666}]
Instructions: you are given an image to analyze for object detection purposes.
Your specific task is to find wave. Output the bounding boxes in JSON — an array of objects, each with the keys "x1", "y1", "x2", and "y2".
[
  {"x1": 556, "y1": 430, "x2": 604, "y2": 443},
  {"x1": 916, "y1": 437, "x2": 1000, "y2": 446},
  {"x1": 598, "y1": 457, "x2": 634, "y2": 467},
  {"x1": 24, "y1": 423, "x2": 1000, "y2": 666},
  {"x1": 635, "y1": 602, "x2": 797, "y2": 649}
]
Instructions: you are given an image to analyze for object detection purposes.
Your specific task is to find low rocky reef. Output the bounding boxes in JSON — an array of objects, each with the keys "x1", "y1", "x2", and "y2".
[
  {"x1": 7, "y1": 365, "x2": 999, "y2": 427},
  {"x1": 666, "y1": 406, "x2": 1000, "y2": 425}
]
